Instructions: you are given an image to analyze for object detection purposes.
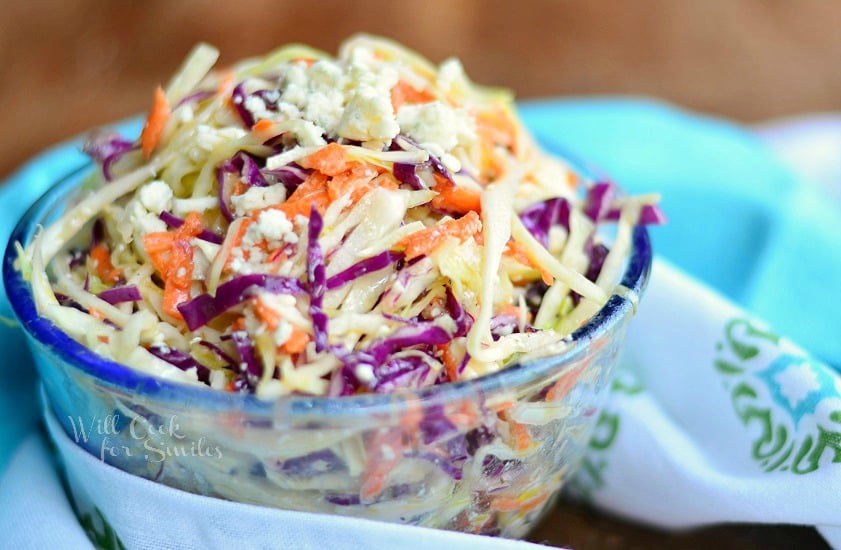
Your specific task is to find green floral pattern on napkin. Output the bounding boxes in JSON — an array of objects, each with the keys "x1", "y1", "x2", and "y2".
[
  {"x1": 716, "y1": 318, "x2": 841, "y2": 474},
  {"x1": 567, "y1": 368, "x2": 643, "y2": 500}
]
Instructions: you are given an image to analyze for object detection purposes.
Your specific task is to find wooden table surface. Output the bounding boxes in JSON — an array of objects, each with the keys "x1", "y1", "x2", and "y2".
[
  {"x1": 529, "y1": 501, "x2": 828, "y2": 549},
  {"x1": 2, "y1": 2, "x2": 836, "y2": 547}
]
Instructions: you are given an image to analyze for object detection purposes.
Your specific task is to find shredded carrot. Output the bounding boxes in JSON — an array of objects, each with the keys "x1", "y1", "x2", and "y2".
[
  {"x1": 161, "y1": 238, "x2": 193, "y2": 319},
  {"x1": 300, "y1": 143, "x2": 350, "y2": 176},
  {"x1": 88, "y1": 307, "x2": 105, "y2": 321},
  {"x1": 252, "y1": 296, "x2": 310, "y2": 354},
  {"x1": 233, "y1": 179, "x2": 248, "y2": 197},
  {"x1": 327, "y1": 165, "x2": 395, "y2": 203},
  {"x1": 447, "y1": 400, "x2": 480, "y2": 428},
  {"x1": 505, "y1": 239, "x2": 553, "y2": 285},
  {"x1": 252, "y1": 119, "x2": 275, "y2": 134},
  {"x1": 268, "y1": 171, "x2": 330, "y2": 219},
  {"x1": 291, "y1": 57, "x2": 316, "y2": 67},
  {"x1": 142, "y1": 232, "x2": 175, "y2": 255},
  {"x1": 89, "y1": 244, "x2": 122, "y2": 284},
  {"x1": 361, "y1": 430, "x2": 403, "y2": 501},
  {"x1": 430, "y1": 174, "x2": 482, "y2": 214},
  {"x1": 140, "y1": 86, "x2": 171, "y2": 160},
  {"x1": 396, "y1": 210, "x2": 481, "y2": 260},
  {"x1": 545, "y1": 364, "x2": 585, "y2": 402},
  {"x1": 228, "y1": 218, "x2": 253, "y2": 250},
  {"x1": 493, "y1": 400, "x2": 515, "y2": 413},
  {"x1": 475, "y1": 104, "x2": 516, "y2": 152},
  {"x1": 490, "y1": 490, "x2": 550, "y2": 513},
  {"x1": 216, "y1": 72, "x2": 235, "y2": 99},
  {"x1": 281, "y1": 327, "x2": 310, "y2": 354},
  {"x1": 436, "y1": 343, "x2": 460, "y2": 382},
  {"x1": 221, "y1": 218, "x2": 254, "y2": 270},
  {"x1": 143, "y1": 212, "x2": 203, "y2": 319},
  {"x1": 391, "y1": 80, "x2": 435, "y2": 111},
  {"x1": 398, "y1": 400, "x2": 423, "y2": 433},
  {"x1": 252, "y1": 297, "x2": 280, "y2": 331},
  {"x1": 566, "y1": 170, "x2": 578, "y2": 189},
  {"x1": 509, "y1": 421, "x2": 532, "y2": 451}
]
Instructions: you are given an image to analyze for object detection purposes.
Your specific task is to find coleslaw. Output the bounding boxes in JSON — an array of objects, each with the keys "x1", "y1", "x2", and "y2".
[
  {"x1": 20, "y1": 35, "x2": 662, "y2": 399},
  {"x1": 14, "y1": 35, "x2": 664, "y2": 537}
]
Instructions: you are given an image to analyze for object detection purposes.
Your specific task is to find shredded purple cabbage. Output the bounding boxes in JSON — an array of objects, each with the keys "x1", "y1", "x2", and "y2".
[
  {"x1": 147, "y1": 345, "x2": 211, "y2": 384},
  {"x1": 366, "y1": 323, "x2": 451, "y2": 363},
  {"x1": 447, "y1": 434, "x2": 470, "y2": 464},
  {"x1": 585, "y1": 242, "x2": 610, "y2": 282},
  {"x1": 583, "y1": 181, "x2": 615, "y2": 222},
  {"x1": 197, "y1": 340, "x2": 236, "y2": 365},
  {"x1": 231, "y1": 84, "x2": 280, "y2": 129},
  {"x1": 605, "y1": 204, "x2": 667, "y2": 225},
  {"x1": 231, "y1": 83, "x2": 255, "y2": 128},
  {"x1": 326, "y1": 483, "x2": 413, "y2": 506},
  {"x1": 394, "y1": 134, "x2": 454, "y2": 183},
  {"x1": 418, "y1": 404, "x2": 457, "y2": 444},
  {"x1": 177, "y1": 274, "x2": 304, "y2": 331},
  {"x1": 371, "y1": 354, "x2": 431, "y2": 393},
  {"x1": 325, "y1": 251, "x2": 404, "y2": 290},
  {"x1": 519, "y1": 197, "x2": 570, "y2": 249},
  {"x1": 329, "y1": 322, "x2": 451, "y2": 395},
  {"x1": 68, "y1": 249, "x2": 87, "y2": 270},
  {"x1": 263, "y1": 163, "x2": 310, "y2": 194},
  {"x1": 96, "y1": 285, "x2": 142, "y2": 305},
  {"x1": 325, "y1": 493, "x2": 361, "y2": 506},
  {"x1": 55, "y1": 292, "x2": 84, "y2": 311},
  {"x1": 174, "y1": 90, "x2": 215, "y2": 109},
  {"x1": 216, "y1": 164, "x2": 236, "y2": 222},
  {"x1": 465, "y1": 426, "x2": 495, "y2": 455},
  {"x1": 83, "y1": 131, "x2": 137, "y2": 182},
  {"x1": 231, "y1": 330, "x2": 260, "y2": 391},
  {"x1": 277, "y1": 449, "x2": 347, "y2": 477},
  {"x1": 159, "y1": 211, "x2": 224, "y2": 244},
  {"x1": 392, "y1": 162, "x2": 427, "y2": 190},
  {"x1": 489, "y1": 314, "x2": 520, "y2": 340},
  {"x1": 482, "y1": 455, "x2": 517, "y2": 479},
  {"x1": 306, "y1": 206, "x2": 329, "y2": 353},
  {"x1": 445, "y1": 287, "x2": 473, "y2": 337},
  {"x1": 216, "y1": 152, "x2": 270, "y2": 221},
  {"x1": 91, "y1": 218, "x2": 106, "y2": 247}
]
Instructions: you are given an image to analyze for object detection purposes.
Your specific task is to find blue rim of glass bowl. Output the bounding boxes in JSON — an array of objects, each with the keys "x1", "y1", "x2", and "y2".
[{"x1": 3, "y1": 163, "x2": 652, "y2": 419}]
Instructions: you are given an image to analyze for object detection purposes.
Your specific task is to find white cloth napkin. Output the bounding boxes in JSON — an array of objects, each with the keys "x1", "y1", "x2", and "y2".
[{"x1": 570, "y1": 260, "x2": 841, "y2": 548}]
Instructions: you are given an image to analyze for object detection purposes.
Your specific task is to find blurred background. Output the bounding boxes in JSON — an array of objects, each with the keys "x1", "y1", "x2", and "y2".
[
  {"x1": 2, "y1": 0, "x2": 841, "y2": 178},
  {"x1": 0, "y1": 1, "x2": 837, "y2": 547}
]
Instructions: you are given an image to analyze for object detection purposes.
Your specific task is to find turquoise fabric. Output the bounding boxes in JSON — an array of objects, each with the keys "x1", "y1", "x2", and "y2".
[
  {"x1": 518, "y1": 98, "x2": 841, "y2": 367},
  {"x1": 1, "y1": 101, "x2": 838, "y2": 474},
  {"x1": 0, "y1": 119, "x2": 142, "y2": 472}
]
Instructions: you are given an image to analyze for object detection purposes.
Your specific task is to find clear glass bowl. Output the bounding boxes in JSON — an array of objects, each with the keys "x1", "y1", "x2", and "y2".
[{"x1": 3, "y1": 164, "x2": 652, "y2": 539}]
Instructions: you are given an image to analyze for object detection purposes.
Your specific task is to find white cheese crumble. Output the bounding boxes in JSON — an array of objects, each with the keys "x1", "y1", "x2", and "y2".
[
  {"x1": 228, "y1": 209, "x2": 298, "y2": 275},
  {"x1": 231, "y1": 184, "x2": 287, "y2": 216},
  {"x1": 137, "y1": 180, "x2": 173, "y2": 214},
  {"x1": 188, "y1": 125, "x2": 248, "y2": 163},
  {"x1": 126, "y1": 197, "x2": 166, "y2": 241},
  {"x1": 254, "y1": 209, "x2": 296, "y2": 243},
  {"x1": 336, "y1": 85, "x2": 399, "y2": 143},
  {"x1": 396, "y1": 101, "x2": 477, "y2": 153},
  {"x1": 249, "y1": 47, "x2": 404, "y2": 149}
]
